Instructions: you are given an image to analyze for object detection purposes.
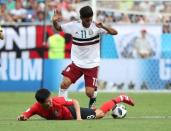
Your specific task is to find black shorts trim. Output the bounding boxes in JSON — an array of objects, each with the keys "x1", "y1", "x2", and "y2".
[{"x1": 67, "y1": 106, "x2": 96, "y2": 120}]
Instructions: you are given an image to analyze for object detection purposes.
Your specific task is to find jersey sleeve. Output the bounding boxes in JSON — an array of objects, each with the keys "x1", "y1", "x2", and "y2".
[
  {"x1": 61, "y1": 22, "x2": 74, "y2": 34},
  {"x1": 22, "y1": 104, "x2": 37, "y2": 119},
  {"x1": 98, "y1": 28, "x2": 107, "y2": 35}
]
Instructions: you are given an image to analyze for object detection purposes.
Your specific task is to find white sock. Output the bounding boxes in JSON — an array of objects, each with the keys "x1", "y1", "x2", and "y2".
[
  {"x1": 93, "y1": 90, "x2": 98, "y2": 98},
  {"x1": 58, "y1": 88, "x2": 68, "y2": 98}
]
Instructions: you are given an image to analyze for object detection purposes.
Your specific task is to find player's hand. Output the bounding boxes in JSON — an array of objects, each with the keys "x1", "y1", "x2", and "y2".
[
  {"x1": 17, "y1": 115, "x2": 28, "y2": 121},
  {"x1": 77, "y1": 118, "x2": 83, "y2": 121},
  {"x1": 96, "y1": 22, "x2": 104, "y2": 28},
  {"x1": 52, "y1": 9, "x2": 62, "y2": 22}
]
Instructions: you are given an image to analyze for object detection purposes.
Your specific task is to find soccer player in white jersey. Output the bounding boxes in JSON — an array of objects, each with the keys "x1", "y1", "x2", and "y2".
[{"x1": 52, "y1": 6, "x2": 118, "y2": 109}]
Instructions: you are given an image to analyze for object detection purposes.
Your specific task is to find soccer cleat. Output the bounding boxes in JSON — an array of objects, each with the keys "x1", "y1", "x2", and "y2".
[{"x1": 114, "y1": 94, "x2": 135, "y2": 106}]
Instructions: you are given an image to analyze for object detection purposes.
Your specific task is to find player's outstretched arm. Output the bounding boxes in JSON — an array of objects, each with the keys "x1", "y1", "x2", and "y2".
[
  {"x1": 0, "y1": 26, "x2": 4, "y2": 40},
  {"x1": 96, "y1": 22, "x2": 118, "y2": 35},
  {"x1": 17, "y1": 105, "x2": 36, "y2": 121},
  {"x1": 52, "y1": 9, "x2": 62, "y2": 31},
  {"x1": 72, "y1": 99, "x2": 82, "y2": 120}
]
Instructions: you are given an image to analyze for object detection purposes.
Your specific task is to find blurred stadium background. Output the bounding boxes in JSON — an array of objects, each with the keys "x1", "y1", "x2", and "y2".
[
  {"x1": 0, "y1": 0, "x2": 171, "y2": 92},
  {"x1": 0, "y1": 0, "x2": 171, "y2": 131}
]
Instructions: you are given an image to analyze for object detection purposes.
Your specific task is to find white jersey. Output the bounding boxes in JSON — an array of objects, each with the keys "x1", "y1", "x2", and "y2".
[{"x1": 61, "y1": 21, "x2": 106, "y2": 68}]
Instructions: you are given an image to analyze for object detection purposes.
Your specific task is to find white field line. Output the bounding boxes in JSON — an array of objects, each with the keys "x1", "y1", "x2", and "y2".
[
  {"x1": 105, "y1": 115, "x2": 171, "y2": 119},
  {"x1": 0, "y1": 116, "x2": 171, "y2": 121}
]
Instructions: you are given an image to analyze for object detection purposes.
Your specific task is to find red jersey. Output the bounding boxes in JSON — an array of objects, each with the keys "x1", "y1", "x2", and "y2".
[{"x1": 22, "y1": 97, "x2": 74, "y2": 120}]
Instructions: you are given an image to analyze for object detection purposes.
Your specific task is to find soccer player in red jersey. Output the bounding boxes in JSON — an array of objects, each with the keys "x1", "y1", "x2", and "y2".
[
  {"x1": 17, "y1": 88, "x2": 134, "y2": 121},
  {"x1": 52, "y1": 6, "x2": 118, "y2": 109}
]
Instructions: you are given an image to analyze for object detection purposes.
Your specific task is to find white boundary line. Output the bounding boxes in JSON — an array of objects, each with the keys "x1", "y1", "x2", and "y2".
[
  {"x1": 104, "y1": 116, "x2": 171, "y2": 119},
  {"x1": 126, "y1": 116, "x2": 171, "y2": 119},
  {"x1": 0, "y1": 116, "x2": 171, "y2": 121}
]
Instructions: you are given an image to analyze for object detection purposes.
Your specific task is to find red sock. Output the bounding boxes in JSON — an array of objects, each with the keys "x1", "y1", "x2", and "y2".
[
  {"x1": 99, "y1": 100, "x2": 116, "y2": 113},
  {"x1": 114, "y1": 96, "x2": 122, "y2": 104}
]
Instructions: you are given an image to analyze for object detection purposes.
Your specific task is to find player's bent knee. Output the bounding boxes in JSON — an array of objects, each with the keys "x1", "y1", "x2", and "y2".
[
  {"x1": 95, "y1": 109, "x2": 105, "y2": 119},
  {"x1": 61, "y1": 81, "x2": 70, "y2": 89},
  {"x1": 60, "y1": 77, "x2": 72, "y2": 89}
]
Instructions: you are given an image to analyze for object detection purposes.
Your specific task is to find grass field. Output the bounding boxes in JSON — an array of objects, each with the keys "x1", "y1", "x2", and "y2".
[{"x1": 0, "y1": 92, "x2": 171, "y2": 131}]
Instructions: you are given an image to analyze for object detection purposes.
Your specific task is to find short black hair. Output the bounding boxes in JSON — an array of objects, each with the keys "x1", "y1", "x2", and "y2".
[
  {"x1": 80, "y1": 6, "x2": 93, "y2": 18},
  {"x1": 35, "y1": 88, "x2": 51, "y2": 103}
]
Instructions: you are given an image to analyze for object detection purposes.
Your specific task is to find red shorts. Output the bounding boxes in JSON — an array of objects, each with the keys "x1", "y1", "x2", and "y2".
[{"x1": 62, "y1": 63, "x2": 98, "y2": 88}]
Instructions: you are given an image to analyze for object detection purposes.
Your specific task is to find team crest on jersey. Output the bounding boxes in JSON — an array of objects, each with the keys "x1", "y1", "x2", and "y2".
[{"x1": 89, "y1": 29, "x2": 93, "y2": 35}]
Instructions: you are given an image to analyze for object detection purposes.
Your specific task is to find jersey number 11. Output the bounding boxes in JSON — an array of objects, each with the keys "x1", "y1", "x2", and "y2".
[{"x1": 81, "y1": 30, "x2": 86, "y2": 39}]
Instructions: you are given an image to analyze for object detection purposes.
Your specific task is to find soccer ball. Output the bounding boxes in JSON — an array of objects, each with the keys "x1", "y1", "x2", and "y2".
[{"x1": 111, "y1": 104, "x2": 127, "y2": 119}]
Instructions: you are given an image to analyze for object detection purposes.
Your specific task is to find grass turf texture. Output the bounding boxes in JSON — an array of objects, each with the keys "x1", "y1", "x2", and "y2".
[{"x1": 0, "y1": 92, "x2": 171, "y2": 131}]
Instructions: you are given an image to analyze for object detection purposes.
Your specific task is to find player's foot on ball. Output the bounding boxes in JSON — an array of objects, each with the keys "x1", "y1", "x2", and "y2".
[{"x1": 114, "y1": 95, "x2": 135, "y2": 106}]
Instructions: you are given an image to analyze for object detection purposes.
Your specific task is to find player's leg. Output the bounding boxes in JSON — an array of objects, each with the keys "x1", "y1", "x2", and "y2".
[
  {"x1": 114, "y1": 94, "x2": 135, "y2": 106},
  {"x1": 85, "y1": 87, "x2": 97, "y2": 109},
  {"x1": 59, "y1": 63, "x2": 83, "y2": 98},
  {"x1": 95, "y1": 109, "x2": 105, "y2": 119},
  {"x1": 83, "y1": 66, "x2": 98, "y2": 109},
  {"x1": 95, "y1": 94, "x2": 135, "y2": 119},
  {"x1": 59, "y1": 76, "x2": 72, "y2": 98}
]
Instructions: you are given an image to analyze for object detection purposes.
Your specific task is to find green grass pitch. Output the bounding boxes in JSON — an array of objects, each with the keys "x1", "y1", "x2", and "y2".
[{"x1": 0, "y1": 92, "x2": 171, "y2": 131}]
